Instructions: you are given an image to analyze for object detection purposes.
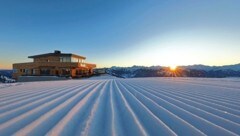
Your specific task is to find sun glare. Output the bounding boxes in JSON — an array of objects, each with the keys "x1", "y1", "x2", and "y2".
[{"x1": 170, "y1": 65, "x2": 177, "y2": 71}]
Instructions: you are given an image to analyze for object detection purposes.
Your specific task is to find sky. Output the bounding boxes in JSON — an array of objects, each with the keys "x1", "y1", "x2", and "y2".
[{"x1": 0, "y1": 0, "x2": 240, "y2": 69}]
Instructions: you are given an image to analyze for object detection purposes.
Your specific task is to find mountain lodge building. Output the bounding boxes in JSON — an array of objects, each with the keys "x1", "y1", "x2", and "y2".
[{"x1": 13, "y1": 50, "x2": 96, "y2": 79}]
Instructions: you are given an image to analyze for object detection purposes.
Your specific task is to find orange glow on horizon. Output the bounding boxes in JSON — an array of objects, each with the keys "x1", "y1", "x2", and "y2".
[{"x1": 170, "y1": 65, "x2": 177, "y2": 71}]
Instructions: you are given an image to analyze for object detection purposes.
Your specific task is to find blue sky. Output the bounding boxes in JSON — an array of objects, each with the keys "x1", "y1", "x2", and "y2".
[{"x1": 0, "y1": 0, "x2": 240, "y2": 69}]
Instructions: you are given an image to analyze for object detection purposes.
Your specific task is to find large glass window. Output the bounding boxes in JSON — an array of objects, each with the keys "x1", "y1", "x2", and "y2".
[
  {"x1": 40, "y1": 69, "x2": 50, "y2": 75},
  {"x1": 71, "y1": 57, "x2": 79, "y2": 62},
  {"x1": 60, "y1": 56, "x2": 84, "y2": 63},
  {"x1": 71, "y1": 57, "x2": 85, "y2": 63},
  {"x1": 62, "y1": 69, "x2": 71, "y2": 75},
  {"x1": 60, "y1": 57, "x2": 71, "y2": 62},
  {"x1": 32, "y1": 69, "x2": 36, "y2": 75}
]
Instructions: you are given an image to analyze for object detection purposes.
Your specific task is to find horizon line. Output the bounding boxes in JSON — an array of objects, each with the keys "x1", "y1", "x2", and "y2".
[{"x1": 1, "y1": 62, "x2": 240, "y2": 70}]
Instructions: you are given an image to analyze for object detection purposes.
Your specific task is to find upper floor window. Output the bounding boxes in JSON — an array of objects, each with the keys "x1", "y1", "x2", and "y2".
[
  {"x1": 71, "y1": 57, "x2": 85, "y2": 63},
  {"x1": 71, "y1": 57, "x2": 79, "y2": 62},
  {"x1": 60, "y1": 57, "x2": 71, "y2": 62}
]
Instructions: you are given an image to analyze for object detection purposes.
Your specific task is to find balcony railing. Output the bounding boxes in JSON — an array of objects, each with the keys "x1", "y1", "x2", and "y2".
[{"x1": 13, "y1": 62, "x2": 96, "y2": 69}]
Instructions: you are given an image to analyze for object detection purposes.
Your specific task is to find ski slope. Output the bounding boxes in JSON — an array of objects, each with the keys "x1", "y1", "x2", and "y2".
[{"x1": 0, "y1": 76, "x2": 240, "y2": 136}]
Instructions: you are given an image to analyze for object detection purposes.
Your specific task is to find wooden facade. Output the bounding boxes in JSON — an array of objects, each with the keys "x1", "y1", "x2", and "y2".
[{"x1": 13, "y1": 50, "x2": 96, "y2": 79}]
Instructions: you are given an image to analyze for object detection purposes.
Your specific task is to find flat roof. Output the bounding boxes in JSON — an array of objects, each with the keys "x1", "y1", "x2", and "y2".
[{"x1": 28, "y1": 53, "x2": 86, "y2": 59}]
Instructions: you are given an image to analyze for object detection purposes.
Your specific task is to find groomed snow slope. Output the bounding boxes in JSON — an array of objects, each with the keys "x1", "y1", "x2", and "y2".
[{"x1": 0, "y1": 76, "x2": 240, "y2": 136}]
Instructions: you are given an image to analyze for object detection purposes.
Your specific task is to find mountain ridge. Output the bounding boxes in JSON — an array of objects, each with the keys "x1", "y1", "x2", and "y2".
[{"x1": 107, "y1": 63, "x2": 240, "y2": 78}]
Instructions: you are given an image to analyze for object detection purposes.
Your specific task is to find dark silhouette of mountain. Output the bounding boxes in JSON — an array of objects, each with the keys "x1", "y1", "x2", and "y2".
[
  {"x1": 0, "y1": 70, "x2": 13, "y2": 78},
  {"x1": 180, "y1": 63, "x2": 240, "y2": 71},
  {"x1": 107, "y1": 64, "x2": 240, "y2": 78},
  {"x1": 0, "y1": 70, "x2": 15, "y2": 83}
]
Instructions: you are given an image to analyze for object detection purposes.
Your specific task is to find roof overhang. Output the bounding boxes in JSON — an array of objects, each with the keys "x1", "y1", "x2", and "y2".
[{"x1": 28, "y1": 53, "x2": 86, "y2": 59}]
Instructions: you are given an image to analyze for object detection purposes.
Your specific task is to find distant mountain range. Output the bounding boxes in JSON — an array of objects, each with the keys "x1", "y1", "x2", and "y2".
[
  {"x1": 0, "y1": 70, "x2": 13, "y2": 78},
  {"x1": 0, "y1": 70, "x2": 15, "y2": 83},
  {"x1": 180, "y1": 64, "x2": 240, "y2": 71},
  {"x1": 1, "y1": 63, "x2": 240, "y2": 79},
  {"x1": 107, "y1": 64, "x2": 240, "y2": 78}
]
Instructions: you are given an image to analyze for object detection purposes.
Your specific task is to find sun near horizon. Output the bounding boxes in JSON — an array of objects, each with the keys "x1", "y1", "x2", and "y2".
[{"x1": 170, "y1": 65, "x2": 177, "y2": 71}]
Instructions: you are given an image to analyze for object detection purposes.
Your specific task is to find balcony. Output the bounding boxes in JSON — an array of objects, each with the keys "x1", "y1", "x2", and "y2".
[{"x1": 13, "y1": 62, "x2": 96, "y2": 69}]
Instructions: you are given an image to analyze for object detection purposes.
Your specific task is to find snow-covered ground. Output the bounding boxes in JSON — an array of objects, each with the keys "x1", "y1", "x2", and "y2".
[
  {"x1": 0, "y1": 76, "x2": 240, "y2": 136},
  {"x1": 0, "y1": 83, "x2": 23, "y2": 89}
]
